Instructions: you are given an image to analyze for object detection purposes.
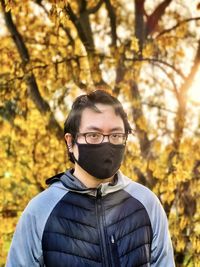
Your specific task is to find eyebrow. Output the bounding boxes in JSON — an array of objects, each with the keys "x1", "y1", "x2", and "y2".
[{"x1": 84, "y1": 126, "x2": 125, "y2": 132}]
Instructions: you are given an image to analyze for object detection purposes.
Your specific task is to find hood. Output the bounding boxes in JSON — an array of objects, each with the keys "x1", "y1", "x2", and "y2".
[{"x1": 46, "y1": 169, "x2": 131, "y2": 197}]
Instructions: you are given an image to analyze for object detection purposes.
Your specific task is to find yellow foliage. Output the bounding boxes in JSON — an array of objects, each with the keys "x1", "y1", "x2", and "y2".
[
  {"x1": 136, "y1": 115, "x2": 148, "y2": 132},
  {"x1": 143, "y1": 42, "x2": 154, "y2": 58},
  {"x1": 0, "y1": 1, "x2": 200, "y2": 266},
  {"x1": 130, "y1": 36, "x2": 139, "y2": 52}
]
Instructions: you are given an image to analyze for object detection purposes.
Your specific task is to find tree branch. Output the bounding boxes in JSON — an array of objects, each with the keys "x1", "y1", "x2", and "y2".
[
  {"x1": 142, "y1": 101, "x2": 176, "y2": 114},
  {"x1": 134, "y1": 0, "x2": 146, "y2": 52},
  {"x1": 174, "y1": 39, "x2": 200, "y2": 149},
  {"x1": 130, "y1": 80, "x2": 156, "y2": 187},
  {"x1": 151, "y1": 62, "x2": 179, "y2": 98},
  {"x1": 156, "y1": 17, "x2": 200, "y2": 38},
  {"x1": 104, "y1": 0, "x2": 117, "y2": 46},
  {"x1": 146, "y1": 0, "x2": 173, "y2": 36},
  {"x1": 60, "y1": 23, "x2": 75, "y2": 47},
  {"x1": 1, "y1": 0, "x2": 29, "y2": 64},
  {"x1": 113, "y1": 56, "x2": 126, "y2": 95},
  {"x1": 125, "y1": 56, "x2": 186, "y2": 79},
  {"x1": 130, "y1": 80, "x2": 150, "y2": 158},
  {"x1": 64, "y1": 2, "x2": 109, "y2": 88},
  {"x1": 179, "y1": 40, "x2": 200, "y2": 97},
  {"x1": 88, "y1": 0, "x2": 104, "y2": 14},
  {"x1": 65, "y1": 2, "x2": 95, "y2": 52},
  {"x1": 1, "y1": 0, "x2": 63, "y2": 139}
]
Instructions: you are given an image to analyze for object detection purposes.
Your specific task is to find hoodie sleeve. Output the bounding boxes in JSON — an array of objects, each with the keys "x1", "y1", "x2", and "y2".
[
  {"x1": 124, "y1": 179, "x2": 175, "y2": 267},
  {"x1": 150, "y1": 199, "x2": 175, "y2": 267},
  {"x1": 6, "y1": 183, "x2": 68, "y2": 267},
  {"x1": 6, "y1": 209, "x2": 44, "y2": 267}
]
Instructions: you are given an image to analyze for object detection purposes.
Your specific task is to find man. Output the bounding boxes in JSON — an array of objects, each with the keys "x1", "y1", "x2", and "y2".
[{"x1": 6, "y1": 89, "x2": 175, "y2": 267}]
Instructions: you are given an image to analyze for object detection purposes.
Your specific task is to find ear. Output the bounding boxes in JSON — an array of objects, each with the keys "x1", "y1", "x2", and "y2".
[{"x1": 64, "y1": 133, "x2": 73, "y2": 152}]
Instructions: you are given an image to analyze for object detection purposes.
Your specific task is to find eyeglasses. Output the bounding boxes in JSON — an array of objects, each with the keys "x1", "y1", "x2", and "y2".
[{"x1": 76, "y1": 132, "x2": 127, "y2": 145}]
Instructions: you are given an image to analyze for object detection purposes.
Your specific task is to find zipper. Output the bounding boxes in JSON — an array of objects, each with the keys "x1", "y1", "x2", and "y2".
[
  {"x1": 110, "y1": 234, "x2": 120, "y2": 266},
  {"x1": 95, "y1": 187, "x2": 111, "y2": 267}
]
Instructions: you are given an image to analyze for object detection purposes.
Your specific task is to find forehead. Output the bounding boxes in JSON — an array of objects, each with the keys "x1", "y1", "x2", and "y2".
[{"x1": 79, "y1": 104, "x2": 124, "y2": 132}]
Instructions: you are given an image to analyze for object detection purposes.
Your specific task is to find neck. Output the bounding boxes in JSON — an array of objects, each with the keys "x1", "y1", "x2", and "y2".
[{"x1": 73, "y1": 163, "x2": 114, "y2": 188}]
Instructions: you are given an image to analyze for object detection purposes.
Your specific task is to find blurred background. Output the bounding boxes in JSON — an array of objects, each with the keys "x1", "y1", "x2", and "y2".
[{"x1": 0, "y1": 0, "x2": 200, "y2": 266}]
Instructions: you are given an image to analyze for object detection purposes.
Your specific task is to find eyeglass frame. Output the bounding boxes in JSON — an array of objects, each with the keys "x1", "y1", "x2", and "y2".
[{"x1": 76, "y1": 132, "x2": 128, "y2": 145}]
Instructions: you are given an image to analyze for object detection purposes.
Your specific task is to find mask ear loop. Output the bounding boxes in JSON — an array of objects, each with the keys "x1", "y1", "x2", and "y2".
[
  {"x1": 65, "y1": 133, "x2": 76, "y2": 163},
  {"x1": 69, "y1": 143, "x2": 78, "y2": 164}
]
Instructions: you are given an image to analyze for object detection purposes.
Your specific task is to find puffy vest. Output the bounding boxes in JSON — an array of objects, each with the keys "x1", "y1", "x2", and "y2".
[{"x1": 42, "y1": 172, "x2": 153, "y2": 267}]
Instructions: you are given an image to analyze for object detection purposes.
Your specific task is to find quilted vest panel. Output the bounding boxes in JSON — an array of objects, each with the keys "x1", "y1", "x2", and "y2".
[{"x1": 42, "y1": 190, "x2": 153, "y2": 267}]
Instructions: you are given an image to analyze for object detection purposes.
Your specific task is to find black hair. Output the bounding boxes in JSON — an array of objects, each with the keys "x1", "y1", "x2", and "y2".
[{"x1": 64, "y1": 89, "x2": 132, "y2": 162}]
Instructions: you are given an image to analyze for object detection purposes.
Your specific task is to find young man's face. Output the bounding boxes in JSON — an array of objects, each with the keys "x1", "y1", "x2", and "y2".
[
  {"x1": 66, "y1": 103, "x2": 126, "y2": 180},
  {"x1": 77, "y1": 103, "x2": 125, "y2": 144}
]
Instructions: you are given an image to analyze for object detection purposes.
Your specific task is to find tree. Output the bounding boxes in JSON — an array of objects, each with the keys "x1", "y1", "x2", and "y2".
[{"x1": 0, "y1": 0, "x2": 200, "y2": 265}]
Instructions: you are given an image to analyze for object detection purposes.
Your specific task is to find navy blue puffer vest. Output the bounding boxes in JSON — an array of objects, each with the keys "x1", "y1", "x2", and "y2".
[{"x1": 42, "y1": 188, "x2": 153, "y2": 267}]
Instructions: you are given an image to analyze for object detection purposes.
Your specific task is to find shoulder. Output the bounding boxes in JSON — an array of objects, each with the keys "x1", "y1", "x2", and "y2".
[
  {"x1": 121, "y1": 173, "x2": 167, "y2": 229},
  {"x1": 24, "y1": 182, "x2": 69, "y2": 216},
  {"x1": 18, "y1": 182, "x2": 69, "y2": 235},
  {"x1": 119, "y1": 172, "x2": 159, "y2": 203},
  {"x1": 126, "y1": 177, "x2": 159, "y2": 204}
]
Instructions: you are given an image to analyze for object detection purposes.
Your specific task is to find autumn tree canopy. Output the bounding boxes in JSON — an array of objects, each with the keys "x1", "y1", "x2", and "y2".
[{"x1": 0, "y1": 0, "x2": 200, "y2": 266}]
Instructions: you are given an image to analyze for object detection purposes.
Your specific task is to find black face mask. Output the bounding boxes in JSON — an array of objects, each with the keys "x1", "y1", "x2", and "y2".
[{"x1": 73, "y1": 142, "x2": 125, "y2": 179}]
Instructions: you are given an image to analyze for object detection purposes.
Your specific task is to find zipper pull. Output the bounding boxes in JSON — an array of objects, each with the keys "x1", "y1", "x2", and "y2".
[
  {"x1": 96, "y1": 186, "x2": 102, "y2": 198},
  {"x1": 111, "y1": 235, "x2": 115, "y2": 244}
]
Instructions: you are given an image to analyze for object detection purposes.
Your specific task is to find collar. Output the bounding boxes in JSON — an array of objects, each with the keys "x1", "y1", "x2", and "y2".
[
  {"x1": 47, "y1": 169, "x2": 130, "y2": 197},
  {"x1": 58, "y1": 169, "x2": 130, "y2": 197}
]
